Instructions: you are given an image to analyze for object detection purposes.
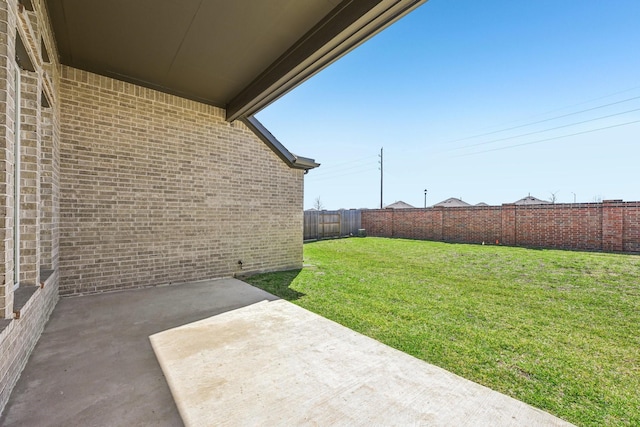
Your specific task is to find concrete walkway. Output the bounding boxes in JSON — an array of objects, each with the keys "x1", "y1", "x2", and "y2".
[{"x1": 1, "y1": 278, "x2": 573, "y2": 426}]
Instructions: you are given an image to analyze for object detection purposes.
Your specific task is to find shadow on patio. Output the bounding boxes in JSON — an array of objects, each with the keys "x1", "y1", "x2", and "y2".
[{"x1": 0, "y1": 278, "x2": 277, "y2": 426}]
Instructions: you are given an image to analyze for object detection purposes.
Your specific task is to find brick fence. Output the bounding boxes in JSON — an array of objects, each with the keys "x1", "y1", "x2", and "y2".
[{"x1": 362, "y1": 200, "x2": 640, "y2": 253}]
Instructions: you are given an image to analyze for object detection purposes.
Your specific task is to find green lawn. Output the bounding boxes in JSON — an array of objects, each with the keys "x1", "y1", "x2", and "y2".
[{"x1": 244, "y1": 238, "x2": 640, "y2": 426}]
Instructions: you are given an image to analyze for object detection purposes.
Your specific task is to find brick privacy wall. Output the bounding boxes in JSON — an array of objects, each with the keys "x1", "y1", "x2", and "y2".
[
  {"x1": 362, "y1": 201, "x2": 640, "y2": 252},
  {"x1": 442, "y1": 206, "x2": 502, "y2": 244},
  {"x1": 624, "y1": 204, "x2": 640, "y2": 252},
  {"x1": 59, "y1": 67, "x2": 304, "y2": 295},
  {"x1": 514, "y1": 204, "x2": 603, "y2": 250}
]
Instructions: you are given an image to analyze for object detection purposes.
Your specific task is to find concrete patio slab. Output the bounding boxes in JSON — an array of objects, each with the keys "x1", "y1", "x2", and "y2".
[
  {"x1": 0, "y1": 278, "x2": 277, "y2": 426},
  {"x1": 150, "y1": 298, "x2": 574, "y2": 427}
]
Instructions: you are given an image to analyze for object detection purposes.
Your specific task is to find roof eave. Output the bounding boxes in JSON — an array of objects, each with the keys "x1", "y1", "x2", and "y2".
[
  {"x1": 240, "y1": 116, "x2": 320, "y2": 171},
  {"x1": 226, "y1": 0, "x2": 427, "y2": 121},
  {"x1": 291, "y1": 155, "x2": 321, "y2": 171}
]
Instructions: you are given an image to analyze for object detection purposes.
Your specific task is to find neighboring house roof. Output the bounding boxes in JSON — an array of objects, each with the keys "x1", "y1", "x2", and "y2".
[
  {"x1": 433, "y1": 198, "x2": 471, "y2": 207},
  {"x1": 475, "y1": 202, "x2": 489, "y2": 206},
  {"x1": 385, "y1": 201, "x2": 415, "y2": 209},
  {"x1": 514, "y1": 196, "x2": 552, "y2": 205},
  {"x1": 46, "y1": 0, "x2": 428, "y2": 121}
]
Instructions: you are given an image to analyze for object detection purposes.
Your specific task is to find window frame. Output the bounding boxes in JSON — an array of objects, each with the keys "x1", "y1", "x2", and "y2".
[{"x1": 13, "y1": 60, "x2": 21, "y2": 290}]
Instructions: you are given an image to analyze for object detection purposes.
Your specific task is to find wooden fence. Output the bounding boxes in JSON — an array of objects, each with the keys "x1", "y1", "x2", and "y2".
[{"x1": 304, "y1": 209, "x2": 362, "y2": 241}]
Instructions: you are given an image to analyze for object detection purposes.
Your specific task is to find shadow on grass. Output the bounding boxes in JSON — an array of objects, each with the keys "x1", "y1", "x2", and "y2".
[{"x1": 242, "y1": 268, "x2": 306, "y2": 301}]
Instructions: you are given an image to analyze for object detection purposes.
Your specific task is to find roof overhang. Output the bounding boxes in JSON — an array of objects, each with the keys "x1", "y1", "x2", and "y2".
[
  {"x1": 241, "y1": 117, "x2": 320, "y2": 171},
  {"x1": 45, "y1": 0, "x2": 427, "y2": 122}
]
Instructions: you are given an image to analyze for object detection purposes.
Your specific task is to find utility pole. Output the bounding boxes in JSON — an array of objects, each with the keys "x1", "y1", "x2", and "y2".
[
  {"x1": 571, "y1": 192, "x2": 576, "y2": 203},
  {"x1": 379, "y1": 147, "x2": 383, "y2": 209},
  {"x1": 424, "y1": 189, "x2": 428, "y2": 208}
]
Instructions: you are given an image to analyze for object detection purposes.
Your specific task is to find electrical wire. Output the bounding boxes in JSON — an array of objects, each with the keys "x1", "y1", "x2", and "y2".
[
  {"x1": 310, "y1": 159, "x2": 377, "y2": 177},
  {"x1": 308, "y1": 165, "x2": 376, "y2": 181},
  {"x1": 446, "y1": 107, "x2": 640, "y2": 152},
  {"x1": 455, "y1": 119, "x2": 640, "y2": 157},
  {"x1": 447, "y1": 95, "x2": 640, "y2": 145},
  {"x1": 441, "y1": 86, "x2": 640, "y2": 144},
  {"x1": 310, "y1": 154, "x2": 377, "y2": 173},
  {"x1": 308, "y1": 88, "x2": 640, "y2": 182}
]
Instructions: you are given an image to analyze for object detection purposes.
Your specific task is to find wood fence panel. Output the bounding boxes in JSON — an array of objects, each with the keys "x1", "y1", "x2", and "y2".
[
  {"x1": 304, "y1": 211, "x2": 319, "y2": 240},
  {"x1": 304, "y1": 210, "x2": 362, "y2": 240}
]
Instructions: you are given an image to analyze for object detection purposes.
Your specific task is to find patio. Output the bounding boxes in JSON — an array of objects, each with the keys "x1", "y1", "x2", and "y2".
[
  {"x1": 0, "y1": 279, "x2": 277, "y2": 426},
  {"x1": 0, "y1": 278, "x2": 573, "y2": 426}
]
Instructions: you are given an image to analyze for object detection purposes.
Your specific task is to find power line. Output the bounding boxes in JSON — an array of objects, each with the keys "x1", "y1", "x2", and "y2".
[
  {"x1": 446, "y1": 107, "x2": 640, "y2": 152},
  {"x1": 440, "y1": 85, "x2": 640, "y2": 144},
  {"x1": 455, "y1": 119, "x2": 640, "y2": 157},
  {"x1": 310, "y1": 158, "x2": 377, "y2": 177},
  {"x1": 308, "y1": 165, "x2": 376, "y2": 181},
  {"x1": 310, "y1": 154, "x2": 377, "y2": 172},
  {"x1": 445, "y1": 95, "x2": 640, "y2": 146}
]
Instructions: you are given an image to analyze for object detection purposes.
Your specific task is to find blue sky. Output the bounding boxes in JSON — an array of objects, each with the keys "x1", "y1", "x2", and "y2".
[{"x1": 256, "y1": 0, "x2": 640, "y2": 209}]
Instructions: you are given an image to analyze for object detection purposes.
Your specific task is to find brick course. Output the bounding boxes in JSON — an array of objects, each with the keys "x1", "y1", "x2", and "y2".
[
  {"x1": 623, "y1": 205, "x2": 640, "y2": 252},
  {"x1": 0, "y1": 271, "x2": 57, "y2": 411},
  {"x1": 0, "y1": 0, "x2": 61, "y2": 414},
  {"x1": 363, "y1": 201, "x2": 640, "y2": 253},
  {"x1": 58, "y1": 67, "x2": 304, "y2": 295}
]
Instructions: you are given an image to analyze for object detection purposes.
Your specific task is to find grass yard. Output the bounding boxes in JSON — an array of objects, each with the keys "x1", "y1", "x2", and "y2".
[{"x1": 244, "y1": 238, "x2": 640, "y2": 426}]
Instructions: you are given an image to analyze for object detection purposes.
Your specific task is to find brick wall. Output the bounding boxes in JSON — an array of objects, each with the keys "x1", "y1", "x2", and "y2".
[
  {"x1": 1, "y1": 0, "x2": 312, "y2": 414},
  {"x1": 18, "y1": 69, "x2": 40, "y2": 285},
  {"x1": 362, "y1": 201, "x2": 640, "y2": 253},
  {"x1": 442, "y1": 206, "x2": 502, "y2": 244},
  {"x1": 0, "y1": 0, "x2": 60, "y2": 414},
  {"x1": 514, "y1": 204, "x2": 603, "y2": 250},
  {"x1": 0, "y1": 271, "x2": 58, "y2": 412},
  {"x1": 2, "y1": 0, "x2": 308, "y2": 411},
  {"x1": 58, "y1": 67, "x2": 304, "y2": 295},
  {"x1": 623, "y1": 204, "x2": 640, "y2": 252}
]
